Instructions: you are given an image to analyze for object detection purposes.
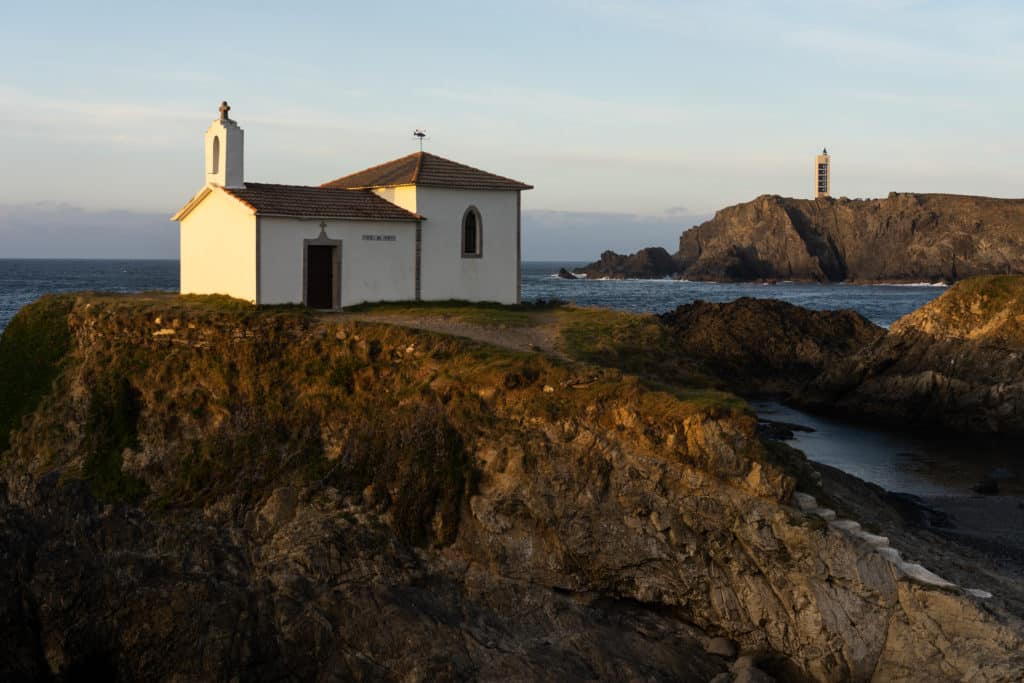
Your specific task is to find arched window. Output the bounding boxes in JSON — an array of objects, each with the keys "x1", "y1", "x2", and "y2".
[
  {"x1": 211, "y1": 136, "x2": 220, "y2": 174},
  {"x1": 462, "y1": 206, "x2": 482, "y2": 257}
]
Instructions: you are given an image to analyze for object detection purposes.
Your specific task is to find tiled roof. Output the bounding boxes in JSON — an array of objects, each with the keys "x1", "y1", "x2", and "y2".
[
  {"x1": 321, "y1": 152, "x2": 533, "y2": 191},
  {"x1": 222, "y1": 183, "x2": 422, "y2": 221}
]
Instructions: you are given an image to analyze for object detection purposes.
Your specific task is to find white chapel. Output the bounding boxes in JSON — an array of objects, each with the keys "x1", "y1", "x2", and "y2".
[{"x1": 172, "y1": 102, "x2": 532, "y2": 308}]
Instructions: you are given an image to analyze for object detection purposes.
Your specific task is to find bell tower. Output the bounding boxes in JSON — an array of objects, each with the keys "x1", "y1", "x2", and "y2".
[
  {"x1": 204, "y1": 101, "x2": 244, "y2": 188},
  {"x1": 815, "y1": 147, "x2": 830, "y2": 198}
]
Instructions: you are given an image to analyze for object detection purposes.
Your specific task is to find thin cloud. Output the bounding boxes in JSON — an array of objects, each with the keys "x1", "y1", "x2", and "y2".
[
  {"x1": 522, "y1": 208, "x2": 710, "y2": 260},
  {"x1": 0, "y1": 202, "x2": 177, "y2": 259},
  {"x1": 0, "y1": 86, "x2": 397, "y2": 145},
  {"x1": 784, "y1": 26, "x2": 1023, "y2": 74}
]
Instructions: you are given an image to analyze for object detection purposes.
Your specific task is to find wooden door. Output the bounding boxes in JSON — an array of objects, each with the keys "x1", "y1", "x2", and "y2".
[{"x1": 306, "y1": 245, "x2": 334, "y2": 308}]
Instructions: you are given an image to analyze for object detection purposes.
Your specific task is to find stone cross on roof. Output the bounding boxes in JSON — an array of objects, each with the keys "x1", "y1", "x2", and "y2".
[{"x1": 219, "y1": 101, "x2": 231, "y2": 120}]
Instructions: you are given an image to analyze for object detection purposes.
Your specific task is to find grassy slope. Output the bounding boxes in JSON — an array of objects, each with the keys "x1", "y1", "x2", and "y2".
[
  {"x1": 0, "y1": 295, "x2": 73, "y2": 453},
  {"x1": 554, "y1": 307, "x2": 743, "y2": 409},
  {"x1": 348, "y1": 300, "x2": 743, "y2": 410},
  {"x1": 894, "y1": 275, "x2": 1024, "y2": 344}
]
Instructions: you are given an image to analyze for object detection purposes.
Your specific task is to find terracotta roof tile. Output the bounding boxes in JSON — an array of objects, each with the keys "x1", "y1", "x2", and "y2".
[
  {"x1": 322, "y1": 152, "x2": 533, "y2": 191},
  {"x1": 222, "y1": 183, "x2": 422, "y2": 221}
]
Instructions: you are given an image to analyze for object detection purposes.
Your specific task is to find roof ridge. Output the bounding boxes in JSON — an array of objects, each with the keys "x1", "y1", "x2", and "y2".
[
  {"x1": 321, "y1": 150, "x2": 532, "y2": 191},
  {"x1": 247, "y1": 181, "x2": 379, "y2": 193},
  {"x1": 412, "y1": 152, "x2": 424, "y2": 183}
]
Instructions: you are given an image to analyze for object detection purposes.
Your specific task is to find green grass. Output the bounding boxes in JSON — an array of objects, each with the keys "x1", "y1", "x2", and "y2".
[
  {"x1": 558, "y1": 308, "x2": 668, "y2": 368},
  {"x1": 949, "y1": 274, "x2": 1024, "y2": 301},
  {"x1": 346, "y1": 302, "x2": 746, "y2": 415},
  {"x1": 915, "y1": 275, "x2": 1024, "y2": 343},
  {"x1": 343, "y1": 298, "x2": 563, "y2": 327},
  {"x1": 83, "y1": 292, "x2": 311, "y2": 322},
  {"x1": 0, "y1": 295, "x2": 74, "y2": 453},
  {"x1": 943, "y1": 275, "x2": 1024, "y2": 317},
  {"x1": 641, "y1": 379, "x2": 749, "y2": 413},
  {"x1": 556, "y1": 307, "x2": 738, "y2": 408}
]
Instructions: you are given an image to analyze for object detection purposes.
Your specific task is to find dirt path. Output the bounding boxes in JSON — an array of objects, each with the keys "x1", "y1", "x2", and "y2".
[{"x1": 323, "y1": 311, "x2": 568, "y2": 358}]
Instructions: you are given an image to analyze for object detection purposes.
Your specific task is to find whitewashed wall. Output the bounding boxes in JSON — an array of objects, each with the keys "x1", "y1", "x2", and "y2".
[
  {"x1": 258, "y1": 217, "x2": 417, "y2": 306},
  {"x1": 179, "y1": 190, "x2": 257, "y2": 302},
  {"x1": 375, "y1": 187, "x2": 520, "y2": 304}
]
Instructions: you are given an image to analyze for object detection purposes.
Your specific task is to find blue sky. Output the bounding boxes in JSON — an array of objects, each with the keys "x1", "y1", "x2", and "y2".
[{"x1": 1, "y1": 0, "x2": 1022, "y2": 258}]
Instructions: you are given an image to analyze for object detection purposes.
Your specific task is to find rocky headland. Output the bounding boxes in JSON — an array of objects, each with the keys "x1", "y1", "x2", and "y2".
[
  {"x1": 803, "y1": 275, "x2": 1024, "y2": 433},
  {"x1": 646, "y1": 276, "x2": 1024, "y2": 435},
  {"x1": 1, "y1": 291, "x2": 1023, "y2": 681},
  {"x1": 579, "y1": 193, "x2": 1024, "y2": 282}
]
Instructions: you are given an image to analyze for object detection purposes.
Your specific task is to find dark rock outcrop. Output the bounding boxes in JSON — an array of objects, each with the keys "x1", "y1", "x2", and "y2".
[
  {"x1": 583, "y1": 193, "x2": 1024, "y2": 282},
  {"x1": 1, "y1": 294, "x2": 1023, "y2": 681},
  {"x1": 805, "y1": 275, "x2": 1024, "y2": 432},
  {"x1": 660, "y1": 297, "x2": 884, "y2": 396},
  {"x1": 556, "y1": 267, "x2": 578, "y2": 279},
  {"x1": 576, "y1": 247, "x2": 680, "y2": 279}
]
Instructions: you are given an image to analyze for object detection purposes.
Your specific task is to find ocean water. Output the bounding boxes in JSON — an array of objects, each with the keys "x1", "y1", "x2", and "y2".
[
  {"x1": 521, "y1": 261, "x2": 946, "y2": 328},
  {"x1": 752, "y1": 401, "x2": 1023, "y2": 498},
  {"x1": 0, "y1": 259, "x2": 946, "y2": 333}
]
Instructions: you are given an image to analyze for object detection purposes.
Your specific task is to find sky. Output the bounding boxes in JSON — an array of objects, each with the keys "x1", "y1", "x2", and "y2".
[{"x1": 1, "y1": 0, "x2": 1022, "y2": 259}]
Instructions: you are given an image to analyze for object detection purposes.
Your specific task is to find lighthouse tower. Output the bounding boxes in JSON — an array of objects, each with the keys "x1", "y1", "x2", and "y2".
[{"x1": 815, "y1": 148, "x2": 831, "y2": 198}]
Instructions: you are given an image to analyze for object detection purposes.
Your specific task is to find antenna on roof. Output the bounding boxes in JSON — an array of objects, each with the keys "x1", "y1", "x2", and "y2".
[{"x1": 413, "y1": 129, "x2": 428, "y2": 152}]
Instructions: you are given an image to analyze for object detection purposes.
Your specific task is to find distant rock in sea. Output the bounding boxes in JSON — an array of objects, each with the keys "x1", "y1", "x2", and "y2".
[
  {"x1": 556, "y1": 267, "x2": 578, "y2": 280},
  {"x1": 575, "y1": 246, "x2": 679, "y2": 279},
  {"x1": 580, "y1": 193, "x2": 1024, "y2": 282}
]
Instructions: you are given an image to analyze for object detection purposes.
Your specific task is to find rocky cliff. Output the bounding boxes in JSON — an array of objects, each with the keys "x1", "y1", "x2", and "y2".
[
  {"x1": 579, "y1": 193, "x2": 1024, "y2": 282},
  {"x1": 578, "y1": 247, "x2": 679, "y2": 279},
  {"x1": 805, "y1": 275, "x2": 1024, "y2": 433},
  {"x1": 0, "y1": 294, "x2": 1022, "y2": 681},
  {"x1": 659, "y1": 298, "x2": 884, "y2": 396}
]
